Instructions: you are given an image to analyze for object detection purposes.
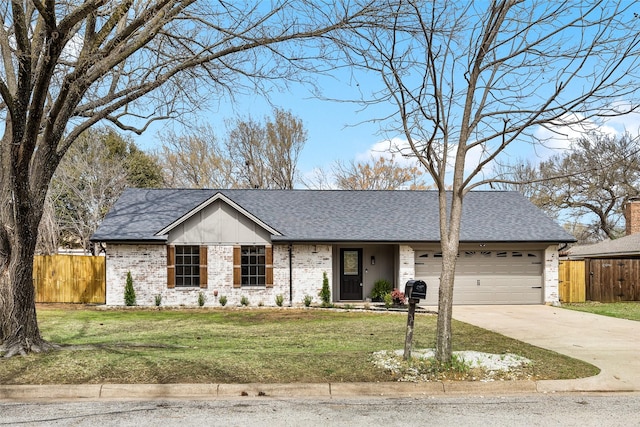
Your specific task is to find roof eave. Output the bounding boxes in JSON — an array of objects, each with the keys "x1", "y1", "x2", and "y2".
[
  {"x1": 90, "y1": 237, "x2": 167, "y2": 244},
  {"x1": 569, "y1": 251, "x2": 640, "y2": 259}
]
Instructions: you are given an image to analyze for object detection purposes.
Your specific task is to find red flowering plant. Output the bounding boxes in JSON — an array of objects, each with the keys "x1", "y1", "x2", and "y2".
[{"x1": 391, "y1": 288, "x2": 406, "y2": 305}]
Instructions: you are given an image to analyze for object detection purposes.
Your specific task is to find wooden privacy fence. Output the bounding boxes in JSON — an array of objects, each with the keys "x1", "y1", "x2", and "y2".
[
  {"x1": 587, "y1": 258, "x2": 640, "y2": 303},
  {"x1": 33, "y1": 254, "x2": 105, "y2": 304},
  {"x1": 559, "y1": 260, "x2": 586, "y2": 303}
]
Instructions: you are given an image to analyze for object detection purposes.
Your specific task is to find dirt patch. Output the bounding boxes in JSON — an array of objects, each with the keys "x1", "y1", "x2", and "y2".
[{"x1": 36, "y1": 303, "x2": 102, "y2": 311}]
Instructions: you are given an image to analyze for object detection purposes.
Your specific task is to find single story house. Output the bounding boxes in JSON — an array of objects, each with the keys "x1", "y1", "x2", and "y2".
[{"x1": 91, "y1": 189, "x2": 575, "y2": 307}]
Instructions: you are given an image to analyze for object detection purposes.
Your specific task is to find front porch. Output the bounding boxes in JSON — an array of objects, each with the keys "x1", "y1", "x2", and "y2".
[{"x1": 330, "y1": 244, "x2": 406, "y2": 302}]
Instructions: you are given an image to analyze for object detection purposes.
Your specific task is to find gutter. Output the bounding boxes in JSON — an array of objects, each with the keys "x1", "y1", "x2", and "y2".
[{"x1": 288, "y1": 243, "x2": 293, "y2": 307}]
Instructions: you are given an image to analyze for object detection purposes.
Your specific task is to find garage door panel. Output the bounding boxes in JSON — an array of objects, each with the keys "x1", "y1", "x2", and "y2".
[{"x1": 414, "y1": 249, "x2": 543, "y2": 305}]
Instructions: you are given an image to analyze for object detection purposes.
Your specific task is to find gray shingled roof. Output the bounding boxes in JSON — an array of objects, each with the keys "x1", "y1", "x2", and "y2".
[
  {"x1": 91, "y1": 188, "x2": 576, "y2": 243},
  {"x1": 567, "y1": 233, "x2": 640, "y2": 258}
]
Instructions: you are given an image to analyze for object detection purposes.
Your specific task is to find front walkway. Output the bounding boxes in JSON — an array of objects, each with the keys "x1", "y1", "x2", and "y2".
[{"x1": 451, "y1": 305, "x2": 640, "y2": 392}]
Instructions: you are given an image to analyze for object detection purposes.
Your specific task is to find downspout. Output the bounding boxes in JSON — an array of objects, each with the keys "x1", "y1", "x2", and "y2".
[{"x1": 289, "y1": 243, "x2": 293, "y2": 307}]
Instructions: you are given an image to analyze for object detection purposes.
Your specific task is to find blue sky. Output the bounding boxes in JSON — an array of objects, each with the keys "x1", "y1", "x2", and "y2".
[
  {"x1": 132, "y1": 62, "x2": 640, "y2": 190},
  {"x1": 129, "y1": 1, "x2": 640, "y2": 191},
  {"x1": 132, "y1": 67, "x2": 397, "y2": 184}
]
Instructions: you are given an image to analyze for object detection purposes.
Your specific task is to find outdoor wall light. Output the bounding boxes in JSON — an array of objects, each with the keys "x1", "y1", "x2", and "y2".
[{"x1": 371, "y1": 256, "x2": 375, "y2": 265}]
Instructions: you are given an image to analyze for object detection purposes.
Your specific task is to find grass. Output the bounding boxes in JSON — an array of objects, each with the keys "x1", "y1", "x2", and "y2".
[
  {"x1": 562, "y1": 301, "x2": 640, "y2": 321},
  {"x1": 0, "y1": 306, "x2": 598, "y2": 385}
]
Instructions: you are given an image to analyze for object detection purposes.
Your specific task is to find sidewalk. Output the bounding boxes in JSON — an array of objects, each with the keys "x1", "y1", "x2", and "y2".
[
  {"x1": 2, "y1": 305, "x2": 638, "y2": 401},
  {"x1": 0, "y1": 380, "x2": 540, "y2": 401}
]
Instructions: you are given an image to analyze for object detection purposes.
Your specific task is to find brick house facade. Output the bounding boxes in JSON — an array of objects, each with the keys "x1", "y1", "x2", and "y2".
[{"x1": 93, "y1": 189, "x2": 574, "y2": 307}]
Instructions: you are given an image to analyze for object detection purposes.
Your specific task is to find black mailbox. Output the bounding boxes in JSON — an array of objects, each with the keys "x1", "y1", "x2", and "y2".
[{"x1": 405, "y1": 280, "x2": 427, "y2": 300}]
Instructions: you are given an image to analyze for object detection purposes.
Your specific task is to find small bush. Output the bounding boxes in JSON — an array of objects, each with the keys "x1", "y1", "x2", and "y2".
[
  {"x1": 319, "y1": 271, "x2": 331, "y2": 307},
  {"x1": 240, "y1": 295, "x2": 250, "y2": 306},
  {"x1": 154, "y1": 294, "x2": 162, "y2": 307},
  {"x1": 275, "y1": 294, "x2": 284, "y2": 307},
  {"x1": 391, "y1": 288, "x2": 406, "y2": 305},
  {"x1": 124, "y1": 271, "x2": 136, "y2": 306},
  {"x1": 384, "y1": 293, "x2": 393, "y2": 309},
  {"x1": 219, "y1": 295, "x2": 228, "y2": 306},
  {"x1": 198, "y1": 292, "x2": 206, "y2": 307},
  {"x1": 370, "y1": 279, "x2": 392, "y2": 302},
  {"x1": 303, "y1": 295, "x2": 313, "y2": 307}
]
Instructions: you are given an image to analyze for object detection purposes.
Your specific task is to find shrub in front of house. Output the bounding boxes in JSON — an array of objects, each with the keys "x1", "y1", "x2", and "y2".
[
  {"x1": 124, "y1": 271, "x2": 136, "y2": 306},
  {"x1": 370, "y1": 279, "x2": 392, "y2": 302},
  {"x1": 304, "y1": 295, "x2": 313, "y2": 307},
  {"x1": 391, "y1": 288, "x2": 406, "y2": 305},
  {"x1": 275, "y1": 294, "x2": 284, "y2": 307},
  {"x1": 219, "y1": 295, "x2": 228, "y2": 306},
  {"x1": 198, "y1": 292, "x2": 206, "y2": 307},
  {"x1": 319, "y1": 271, "x2": 331, "y2": 307},
  {"x1": 384, "y1": 293, "x2": 393, "y2": 309}
]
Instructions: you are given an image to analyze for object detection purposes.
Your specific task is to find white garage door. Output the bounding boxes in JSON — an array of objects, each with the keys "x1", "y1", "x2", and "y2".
[{"x1": 414, "y1": 249, "x2": 543, "y2": 305}]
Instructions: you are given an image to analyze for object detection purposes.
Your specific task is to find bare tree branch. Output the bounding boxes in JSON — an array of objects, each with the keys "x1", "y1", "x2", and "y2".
[{"x1": 337, "y1": 0, "x2": 640, "y2": 362}]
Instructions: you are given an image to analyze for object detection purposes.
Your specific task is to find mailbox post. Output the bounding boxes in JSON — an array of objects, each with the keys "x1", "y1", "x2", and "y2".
[{"x1": 403, "y1": 280, "x2": 427, "y2": 360}]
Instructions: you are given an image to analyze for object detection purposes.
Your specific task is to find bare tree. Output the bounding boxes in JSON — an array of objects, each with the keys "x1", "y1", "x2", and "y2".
[
  {"x1": 302, "y1": 167, "x2": 336, "y2": 190},
  {"x1": 265, "y1": 109, "x2": 307, "y2": 189},
  {"x1": 158, "y1": 125, "x2": 234, "y2": 188},
  {"x1": 0, "y1": 0, "x2": 385, "y2": 356},
  {"x1": 333, "y1": 155, "x2": 429, "y2": 190},
  {"x1": 35, "y1": 196, "x2": 59, "y2": 256},
  {"x1": 49, "y1": 128, "x2": 152, "y2": 253},
  {"x1": 226, "y1": 108, "x2": 307, "y2": 189},
  {"x1": 341, "y1": 1, "x2": 640, "y2": 361},
  {"x1": 496, "y1": 132, "x2": 640, "y2": 242},
  {"x1": 227, "y1": 115, "x2": 271, "y2": 189}
]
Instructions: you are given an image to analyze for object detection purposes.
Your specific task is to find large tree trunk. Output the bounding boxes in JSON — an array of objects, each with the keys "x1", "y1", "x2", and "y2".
[
  {"x1": 435, "y1": 237, "x2": 461, "y2": 362},
  {"x1": 0, "y1": 177, "x2": 55, "y2": 357},
  {"x1": 435, "y1": 188, "x2": 464, "y2": 363}
]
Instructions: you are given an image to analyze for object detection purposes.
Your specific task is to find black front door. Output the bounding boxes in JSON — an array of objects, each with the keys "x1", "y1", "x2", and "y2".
[{"x1": 340, "y1": 248, "x2": 363, "y2": 300}]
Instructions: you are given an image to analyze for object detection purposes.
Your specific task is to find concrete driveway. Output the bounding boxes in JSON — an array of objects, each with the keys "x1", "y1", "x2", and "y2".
[{"x1": 452, "y1": 305, "x2": 640, "y2": 392}]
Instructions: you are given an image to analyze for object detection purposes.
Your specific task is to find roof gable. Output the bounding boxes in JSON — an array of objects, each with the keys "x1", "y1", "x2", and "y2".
[{"x1": 156, "y1": 192, "x2": 281, "y2": 237}]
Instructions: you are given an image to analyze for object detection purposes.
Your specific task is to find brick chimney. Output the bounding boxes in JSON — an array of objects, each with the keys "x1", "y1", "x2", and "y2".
[{"x1": 625, "y1": 198, "x2": 640, "y2": 235}]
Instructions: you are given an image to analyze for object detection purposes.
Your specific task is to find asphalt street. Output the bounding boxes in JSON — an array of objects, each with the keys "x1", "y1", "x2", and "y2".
[{"x1": 2, "y1": 393, "x2": 640, "y2": 426}]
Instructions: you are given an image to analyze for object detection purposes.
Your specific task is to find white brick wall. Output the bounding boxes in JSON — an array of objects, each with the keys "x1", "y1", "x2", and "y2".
[
  {"x1": 543, "y1": 245, "x2": 560, "y2": 304},
  {"x1": 106, "y1": 244, "x2": 167, "y2": 306},
  {"x1": 289, "y1": 244, "x2": 332, "y2": 304},
  {"x1": 398, "y1": 245, "x2": 415, "y2": 286},
  {"x1": 106, "y1": 243, "x2": 333, "y2": 307},
  {"x1": 106, "y1": 242, "x2": 559, "y2": 306}
]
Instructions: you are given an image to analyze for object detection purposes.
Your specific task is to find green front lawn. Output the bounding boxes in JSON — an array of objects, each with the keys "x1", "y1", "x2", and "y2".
[
  {"x1": 0, "y1": 306, "x2": 598, "y2": 384},
  {"x1": 562, "y1": 301, "x2": 640, "y2": 321}
]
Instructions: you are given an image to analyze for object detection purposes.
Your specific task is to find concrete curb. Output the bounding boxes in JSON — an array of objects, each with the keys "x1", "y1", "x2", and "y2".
[{"x1": 2, "y1": 379, "x2": 630, "y2": 401}]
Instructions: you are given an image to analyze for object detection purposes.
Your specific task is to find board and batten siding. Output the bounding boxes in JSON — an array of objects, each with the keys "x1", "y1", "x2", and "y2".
[{"x1": 167, "y1": 198, "x2": 271, "y2": 245}]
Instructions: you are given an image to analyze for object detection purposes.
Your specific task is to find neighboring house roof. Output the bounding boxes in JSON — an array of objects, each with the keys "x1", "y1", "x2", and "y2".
[
  {"x1": 566, "y1": 233, "x2": 640, "y2": 259},
  {"x1": 91, "y1": 188, "x2": 576, "y2": 244}
]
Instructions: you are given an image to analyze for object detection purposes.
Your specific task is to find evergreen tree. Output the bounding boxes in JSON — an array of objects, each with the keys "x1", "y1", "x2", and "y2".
[{"x1": 124, "y1": 272, "x2": 136, "y2": 306}]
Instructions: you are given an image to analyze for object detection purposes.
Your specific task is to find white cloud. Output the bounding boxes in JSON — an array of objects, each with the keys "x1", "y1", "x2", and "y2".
[
  {"x1": 335, "y1": 106, "x2": 640, "y2": 188},
  {"x1": 531, "y1": 109, "x2": 640, "y2": 161},
  {"x1": 354, "y1": 137, "x2": 424, "y2": 168}
]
